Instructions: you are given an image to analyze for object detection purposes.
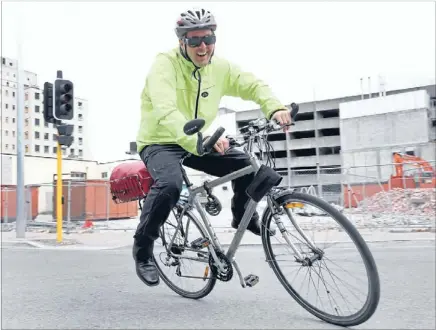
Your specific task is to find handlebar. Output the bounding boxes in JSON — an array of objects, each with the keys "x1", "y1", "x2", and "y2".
[
  {"x1": 196, "y1": 127, "x2": 226, "y2": 155},
  {"x1": 183, "y1": 103, "x2": 300, "y2": 156}
]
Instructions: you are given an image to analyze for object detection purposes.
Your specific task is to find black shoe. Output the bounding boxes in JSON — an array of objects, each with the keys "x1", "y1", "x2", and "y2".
[
  {"x1": 231, "y1": 218, "x2": 276, "y2": 236},
  {"x1": 132, "y1": 242, "x2": 160, "y2": 287}
]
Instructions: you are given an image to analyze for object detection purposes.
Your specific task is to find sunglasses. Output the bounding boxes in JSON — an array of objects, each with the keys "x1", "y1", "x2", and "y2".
[{"x1": 184, "y1": 35, "x2": 216, "y2": 48}]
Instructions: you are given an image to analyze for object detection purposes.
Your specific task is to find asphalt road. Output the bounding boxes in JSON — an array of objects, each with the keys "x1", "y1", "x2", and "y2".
[{"x1": 1, "y1": 241, "x2": 435, "y2": 329}]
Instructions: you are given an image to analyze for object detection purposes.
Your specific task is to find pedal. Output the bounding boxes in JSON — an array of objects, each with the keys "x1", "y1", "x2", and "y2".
[
  {"x1": 244, "y1": 274, "x2": 259, "y2": 287},
  {"x1": 190, "y1": 237, "x2": 210, "y2": 250}
]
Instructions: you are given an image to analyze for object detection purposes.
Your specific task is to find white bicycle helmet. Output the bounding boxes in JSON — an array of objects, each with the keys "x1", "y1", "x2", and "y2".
[{"x1": 175, "y1": 8, "x2": 217, "y2": 39}]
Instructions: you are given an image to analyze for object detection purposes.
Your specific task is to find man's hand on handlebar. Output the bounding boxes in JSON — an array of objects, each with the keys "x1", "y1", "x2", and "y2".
[
  {"x1": 271, "y1": 109, "x2": 292, "y2": 131},
  {"x1": 203, "y1": 136, "x2": 229, "y2": 155},
  {"x1": 213, "y1": 136, "x2": 229, "y2": 155}
]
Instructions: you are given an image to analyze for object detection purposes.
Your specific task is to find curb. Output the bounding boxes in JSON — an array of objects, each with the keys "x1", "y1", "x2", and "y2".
[
  {"x1": 388, "y1": 228, "x2": 436, "y2": 233},
  {"x1": 1, "y1": 240, "x2": 129, "y2": 250},
  {"x1": 1, "y1": 241, "x2": 43, "y2": 248},
  {"x1": 2, "y1": 237, "x2": 434, "y2": 250}
]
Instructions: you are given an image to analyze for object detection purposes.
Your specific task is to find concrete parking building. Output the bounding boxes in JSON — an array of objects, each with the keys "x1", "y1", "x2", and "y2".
[{"x1": 234, "y1": 84, "x2": 436, "y2": 202}]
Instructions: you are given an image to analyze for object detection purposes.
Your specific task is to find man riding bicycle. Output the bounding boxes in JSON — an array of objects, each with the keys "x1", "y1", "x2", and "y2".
[{"x1": 133, "y1": 7, "x2": 293, "y2": 287}]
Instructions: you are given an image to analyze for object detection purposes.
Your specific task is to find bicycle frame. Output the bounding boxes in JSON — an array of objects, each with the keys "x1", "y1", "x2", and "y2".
[
  {"x1": 185, "y1": 154, "x2": 259, "y2": 258},
  {"x1": 163, "y1": 119, "x2": 311, "y2": 287}
]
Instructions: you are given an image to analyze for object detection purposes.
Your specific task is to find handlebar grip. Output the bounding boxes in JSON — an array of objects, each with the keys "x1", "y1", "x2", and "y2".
[{"x1": 203, "y1": 127, "x2": 225, "y2": 153}]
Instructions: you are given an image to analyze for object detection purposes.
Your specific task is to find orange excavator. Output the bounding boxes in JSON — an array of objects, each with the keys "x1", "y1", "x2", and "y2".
[{"x1": 392, "y1": 152, "x2": 435, "y2": 186}]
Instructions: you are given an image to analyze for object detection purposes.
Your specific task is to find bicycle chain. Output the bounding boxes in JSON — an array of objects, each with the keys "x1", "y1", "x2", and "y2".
[{"x1": 209, "y1": 250, "x2": 233, "y2": 282}]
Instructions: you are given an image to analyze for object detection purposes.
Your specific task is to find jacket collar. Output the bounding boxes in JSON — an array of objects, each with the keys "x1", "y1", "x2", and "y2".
[
  {"x1": 176, "y1": 46, "x2": 197, "y2": 71},
  {"x1": 175, "y1": 46, "x2": 212, "y2": 74}
]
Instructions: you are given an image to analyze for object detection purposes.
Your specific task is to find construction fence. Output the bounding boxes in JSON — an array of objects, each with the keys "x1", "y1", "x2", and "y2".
[
  {"x1": 1, "y1": 161, "x2": 435, "y2": 231},
  {"x1": 288, "y1": 161, "x2": 435, "y2": 229}
]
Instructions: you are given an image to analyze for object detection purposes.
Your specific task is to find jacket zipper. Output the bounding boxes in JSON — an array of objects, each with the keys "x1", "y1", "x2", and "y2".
[{"x1": 192, "y1": 68, "x2": 202, "y2": 119}]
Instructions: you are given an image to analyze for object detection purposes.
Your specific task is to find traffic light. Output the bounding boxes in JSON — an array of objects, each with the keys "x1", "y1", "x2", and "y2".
[
  {"x1": 54, "y1": 79, "x2": 74, "y2": 120},
  {"x1": 56, "y1": 124, "x2": 74, "y2": 147},
  {"x1": 43, "y1": 82, "x2": 55, "y2": 123}
]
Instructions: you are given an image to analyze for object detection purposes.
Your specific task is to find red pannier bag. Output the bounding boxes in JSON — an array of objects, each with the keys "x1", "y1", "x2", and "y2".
[{"x1": 109, "y1": 161, "x2": 154, "y2": 203}]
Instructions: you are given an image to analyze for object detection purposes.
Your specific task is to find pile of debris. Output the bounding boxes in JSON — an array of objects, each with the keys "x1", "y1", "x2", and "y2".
[{"x1": 360, "y1": 188, "x2": 436, "y2": 217}]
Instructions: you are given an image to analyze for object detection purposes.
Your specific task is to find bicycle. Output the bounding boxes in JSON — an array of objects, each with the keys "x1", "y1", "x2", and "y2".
[{"x1": 138, "y1": 103, "x2": 380, "y2": 327}]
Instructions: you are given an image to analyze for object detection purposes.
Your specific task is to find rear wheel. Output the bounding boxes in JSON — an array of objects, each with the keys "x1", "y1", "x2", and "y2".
[
  {"x1": 153, "y1": 203, "x2": 217, "y2": 299},
  {"x1": 261, "y1": 191, "x2": 380, "y2": 327}
]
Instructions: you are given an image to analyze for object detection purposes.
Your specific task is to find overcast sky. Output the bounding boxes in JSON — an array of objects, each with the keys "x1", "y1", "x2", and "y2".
[{"x1": 2, "y1": 1, "x2": 435, "y2": 162}]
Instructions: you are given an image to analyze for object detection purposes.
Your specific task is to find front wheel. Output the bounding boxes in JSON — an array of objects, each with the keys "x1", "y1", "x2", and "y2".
[{"x1": 261, "y1": 191, "x2": 380, "y2": 327}]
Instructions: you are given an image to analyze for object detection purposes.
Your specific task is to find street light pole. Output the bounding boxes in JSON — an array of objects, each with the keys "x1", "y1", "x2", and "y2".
[{"x1": 15, "y1": 11, "x2": 26, "y2": 238}]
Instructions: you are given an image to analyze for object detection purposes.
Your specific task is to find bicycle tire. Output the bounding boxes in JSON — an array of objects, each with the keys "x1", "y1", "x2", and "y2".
[
  {"x1": 154, "y1": 206, "x2": 217, "y2": 300},
  {"x1": 261, "y1": 191, "x2": 380, "y2": 327}
]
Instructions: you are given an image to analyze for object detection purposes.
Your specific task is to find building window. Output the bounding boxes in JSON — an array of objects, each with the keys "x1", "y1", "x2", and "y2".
[
  {"x1": 53, "y1": 146, "x2": 57, "y2": 154},
  {"x1": 78, "y1": 137, "x2": 83, "y2": 145},
  {"x1": 78, "y1": 126, "x2": 83, "y2": 133},
  {"x1": 12, "y1": 118, "x2": 15, "y2": 123},
  {"x1": 44, "y1": 133, "x2": 49, "y2": 140},
  {"x1": 71, "y1": 172, "x2": 86, "y2": 179},
  {"x1": 35, "y1": 118, "x2": 40, "y2": 126},
  {"x1": 78, "y1": 114, "x2": 83, "y2": 120},
  {"x1": 35, "y1": 145, "x2": 40, "y2": 152},
  {"x1": 35, "y1": 92, "x2": 40, "y2": 100},
  {"x1": 12, "y1": 105, "x2": 15, "y2": 110},
  {"x1": 5, "y1": 103, "x2": 8, "y2": 109},
  {"x1": 44, "y1": 122, "x2": 49, "y2": 128},
  {"x1": 44, "y1": 146, "x2": 49, "y2": 153},
  {"x1": 35, "y1": 105, "x2": 40, "y2": 113},
  {"x1": 25, "y1": 145, "x2": 29, "y2": 153},
  {"x1": 35, "y1": 131, "x2": 40, "y2": 139},
  {"x1": 78, "y1": 149, "x2": 83, "y2": 157},
  {"x1": 101, "y1": 172, "x2": 108, "y2": 179},
  {"x1": 12, "y1": 91, "x2": 15, "y2": 97}
]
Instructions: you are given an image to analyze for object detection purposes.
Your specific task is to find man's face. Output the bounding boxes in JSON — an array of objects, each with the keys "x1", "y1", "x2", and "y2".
[{"x1": 181, "y1": 29, "x2": 216, "y2": 67}]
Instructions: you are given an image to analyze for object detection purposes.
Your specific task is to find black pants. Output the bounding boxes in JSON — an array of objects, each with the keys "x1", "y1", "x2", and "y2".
[{"x1": 133, "y1": 144, "x2": 258, "y2": 246}]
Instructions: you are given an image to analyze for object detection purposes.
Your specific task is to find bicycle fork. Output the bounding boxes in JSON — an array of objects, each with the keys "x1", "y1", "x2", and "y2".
[{"x1": 267, "y1": 195, "x2": 320, "y2": 262}]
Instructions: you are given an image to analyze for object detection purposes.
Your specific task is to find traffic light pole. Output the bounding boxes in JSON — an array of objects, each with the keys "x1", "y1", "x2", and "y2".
[
  {"x1": 55, "y1": 70, "x2": 63, "y2": 243},
  {"x1": 56, "y1": 134, "x2": 63, "y2": 243},
  {"x1": 43, "y1": 70, "x2": 75, "y2": 243}
]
